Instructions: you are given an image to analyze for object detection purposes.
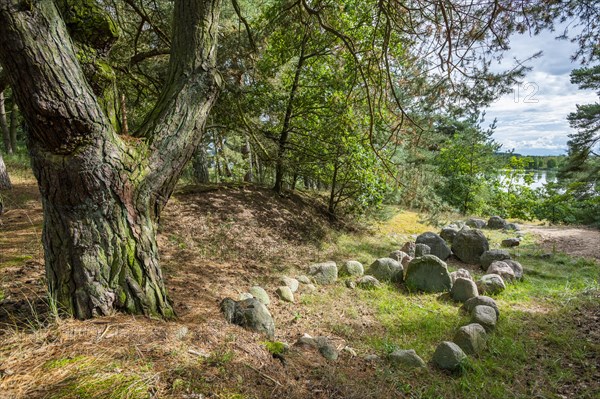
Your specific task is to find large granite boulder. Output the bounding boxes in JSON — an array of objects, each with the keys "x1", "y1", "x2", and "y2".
[
  {"x1": 480, "y1": 249, "x2": 511, "y2": 269},
  {"x1": 369, "y1": 258, "x2": 404, "y2": 283},
  {"x1": 432, "y1": 341, "x2": 467, "y2": 372},
  {"x1": 220, "y1": 298, "x2": 275, "y2": 337},
  {"x1": 453, "y1": 323, "x2": 487, "y2": 355},
  {"x1": 404, "y1": 255, "x2": 452, "y2": 293},
  {"x1": 487, "y1": 216, "x2": 507, "y2": 229},
  {"x1": 452, "y1": 229, "x2": 489, "y2": 264},
  {"x1": 309, "y1": 261, "x2": 338, "y2": 285},
  {"x1": 451, "y1": 277, "x2": 479, "y2": 302},
  {"x1": 416, "y1": 232, "x2": 452, "y2": 260},
  {"x1": 477, "y1": 274, "x2": 506, "y2": 295}
]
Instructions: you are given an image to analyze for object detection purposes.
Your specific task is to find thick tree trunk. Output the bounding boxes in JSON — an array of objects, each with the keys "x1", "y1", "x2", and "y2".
[
  {"x1": 0, "y1": 0, "x2": 222, "y2": 319},
  {"x1": 0, "y1": 91, "x2": 11, "y2": 153},
  {"x1": 0, "y1": 151, "x2": 11, "y2": 190}
]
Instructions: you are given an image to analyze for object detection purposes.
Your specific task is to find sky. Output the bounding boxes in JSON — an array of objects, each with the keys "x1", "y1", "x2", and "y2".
[{"x1": 484, "y1": 27, "x2": 598, "y2": 156}]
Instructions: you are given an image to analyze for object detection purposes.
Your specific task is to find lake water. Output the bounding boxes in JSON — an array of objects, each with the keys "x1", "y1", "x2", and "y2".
[{"x1": 499, "y1": 170, "x2": 558, "y2": 190}]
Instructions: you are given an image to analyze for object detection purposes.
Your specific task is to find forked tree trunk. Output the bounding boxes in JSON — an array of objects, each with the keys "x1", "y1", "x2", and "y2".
[{"x1": 0, "y1": 0, "x2": 222, "y2": 319}]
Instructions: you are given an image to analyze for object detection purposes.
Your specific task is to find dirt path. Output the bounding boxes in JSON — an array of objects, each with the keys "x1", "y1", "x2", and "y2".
[{"x1": 523, "y1": 224, "x2": 600, "y2": 260}]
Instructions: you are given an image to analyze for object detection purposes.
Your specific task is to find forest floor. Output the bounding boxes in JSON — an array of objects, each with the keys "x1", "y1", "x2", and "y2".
[{"x1": 0, "y1": 171, "x2": 599, "y2": 399}]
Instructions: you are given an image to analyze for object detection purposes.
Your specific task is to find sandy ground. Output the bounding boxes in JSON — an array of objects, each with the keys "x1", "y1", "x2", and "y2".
[{"x1": 523, "y1": 225, "x2": 600, "y2": 260}]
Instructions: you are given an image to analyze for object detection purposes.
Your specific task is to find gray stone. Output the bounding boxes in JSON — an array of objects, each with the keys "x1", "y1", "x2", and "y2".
[
  {"x1": 239, "y1": 292, "x2": 253, "y2": 301},
  {"x1": 501, "y1": 238, "x2": 521, "y2": 248},
  {"x1": 432, "y1": 341, "x2": 467, "y2": 371},
  {"x1": 280, "y1": 276, "x2": 300, "y2": 292},
  {"x1": 440, "y1": 226, "x2": 460, "y2": 243},
  {"x1": 503, "y1": 259, "x2": 524, "y2": 280},
  {"x1": 405, "y1": 255, "x2": 452, "y2": 293},
  {"x1": 471, "y1": 305, "x2": 498, "y2": 332},
  {"x1": 451, "y1": 278, "x2": 479, "y2": 302},
  {"x1": 296, "y1": 275, "x2": 312, "y2": 284},
  {"x1": 415, "y1": 243, "x2": 431, "y2": 257},
  {"x1": 480, "y1": 249, "x2": 511, "y2": 269},
  {"x1": 369, "y1": 258, "x2": 404, "y2": 283},
  {"x1": 340, "y1": 260, "x2": 364, "y2": 277},
  {"x1": 487, "y1": 216, "x2": 507, "y2": 229},
  {"x1": 388, "y1": 250, "x2": 409, "y2": 264},
  {"x1": 453, "y1": 323, "x2": 487, "y2": 355},
  {"x1": 400, "y1": 255, "x2": 413, "y2": 268},
  {"x1": 389, "y1": 349, "x2": 426, "y2": 368},
  {"x1": 314, "y1": 337, "x2": 339, "y2": 361},
  {"x1": 466, "y1": 218, "x2": 487, "y2": 229},
  {"x1": 452, "y1": 229, "x2": 490, "y2": 264},
  {"x1": 295, "y1": 333, "x2": 316, "y2": 347},
  {"x1": 249, "y1": 286, "x2": 270, "y2": 306},
  {"x1": 505, "y1": 223, "x2": 520, "y2": 231},
  {"x1": 309, "y1": 261, "x2": 338, "y2": 285},
  {"x1": 450, "y1": 268, "x2": 472, "y2": 283},
  {"x1": 364, "y1": 354, "x2": 380, "y2": 362},
  {"x1": 220, "y1": 298, "x2": 275, "y2": 337},
  {"x1": 276, "y1": 286, "x2": 294, "y2": 302},
  {"x1": 416, "y1": 232, "x2": 452, "y2": 260},
  {"x1": 305, "y1": 284, "x2": 317, "y2": 292},
  {"x1": 401, "y1": 242, "x2": 416, "y2": 257},
  {"x1": 357, "y1": 275, "x2": 382, "y2": 289},
  {"x1": 461, "y1": 296, "x2": 500, "y2": 318},
  {"x1": 487, "y1": 261, "x2": 516, "y2": 282},
  {"x1": 477, "y1": 274, "x2": 506, "y2": 295},
  {"x1": 345, "y1": 280, "x2": 356, "y2": 289}
]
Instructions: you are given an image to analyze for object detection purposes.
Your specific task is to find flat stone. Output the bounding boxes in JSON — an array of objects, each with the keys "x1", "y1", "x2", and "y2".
[
  {"x1": 432, "y1": 341, "x2": 467, "y2": 371},
  {"x1": 389, "y1": 349, "x2": 426, "y2": 368},
  {"x1": 453, "y1": 323, "x2": 487, "y2": 355},
  {"x1": 276, "y1": 286, "x2": 294, "y2": 302},
  {"x1": 471, "y1": 305, "x2": 498, "y2": 332}
]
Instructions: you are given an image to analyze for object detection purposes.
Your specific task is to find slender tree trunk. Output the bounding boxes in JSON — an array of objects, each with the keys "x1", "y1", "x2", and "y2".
[
  {"x1": 0, "y1": 91, "x2": 11, "y2": 153},
  {"x1": 0, "y1": 0, "x2": 222, "y2": 319},
  {"x1": 8, "y1": 102, "x2": 17, "y2": 152},
  {"x1": 120, "y1": 93, "x2": 129, "y2": 135},
  {"x1": 273, "y1": 31, "x2": 308, "y2": 194},
  {"x1": 0, "y1": 151, "x2": 11, "y2": 190},
  {"x1": 192, "y1": 142, "x2": 210, "y2": 183},
  {"x1": 328, "y1": 159, "x2": 340, "y2": 217}
]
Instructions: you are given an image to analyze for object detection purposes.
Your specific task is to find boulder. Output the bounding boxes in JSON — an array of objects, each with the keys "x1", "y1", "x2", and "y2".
[
  {"x1": 280, "y1": 276, "x2": 300, "y2": 292},
  {"x1": 416, "y1": 232, "x2": 452, "y2": 260},
  {"x1": 249, "y1": 286, "x2": 270, "y2": 306},
  {"x1": 477, "y1": 274, "x2": 506, "y2": 295},
  {"x1": 239, "y1": 292, "x2": 253, "y2": 300},
  {"x1": 400, "y1": 255, "x2": 413, "y2": 268},
  {"x1": 450, "y1": 268, "x2": 472, "y2": 283},
  {"x1": 404, "y1": 255, "x2": 452, "y2": 293},
  {"x1": 389, "y1": 349, "x2": 426, "y2": 368},
  {"x1": 415, "y1": 243, "x2": 431, "y2": 257},
  {"x1": 487, "y1": 216, "x2": 507, "y2": 229},
  {"x1": 401, "y1": 242, "x2": 416, "y2": 257},
  {"x1": 432, "y1": 341, "x2": 467, "y2": 372},
  {"x1": 296, "y1": 275, "x2": 312, "y2": 284},
  {"x1": 471, "y1": 305, "x2": 498, "y2": 332},
  {"x1": 452, "y1": 229, "x2": 490, "y2": 264},
  {"x1": 220, "y1": 298, "x2": 275, "y2": 337},
  {"x1": 501, "y1": 238, "x2": 521, "y2": 248},
  {"x1": 369, "y1": 258, "x2": 404, "y2": 283},
  {"x1": 461, "y1": 296, "x2": 500, "y2": 318},
  {"x1": 357, "y1": 275, "x2": 382, "y2": 289},
  {"x1": 309, "y1": 261, "x2": 338, "y2": 285},
  {"x1": 466, "y1": 218, "x2": 487, "y2": 229},
  {"x1": 487, "y1": 261, "x2": 516, "y2": 282},
  {"x1": 480, "y1": 249, "x2": 511, "y2": 269},
  {"x1": 340, "y1": 260, "x2": 364, "y2": 277},
  {"x1": 503, "y1": 259, "x2": 524, "y2": 280},
  {"x1": 276, "y1": 286, "x2": 294, "y2": 302},
  {"x1": 314, "y1": 337, "x2": 339, "y2": 361},
  {"x1": 451, "y1": 277, "x2": 479, "y2": 302},
  {"x1": 505, "y1": 222, "x2": 520, "y2": 231},
  {"x1": 440, "y1": 226, "x2": 460, "y2": 243},
  {"x1": 453, "y1": 323, "x2": 487, "y2": 355}
]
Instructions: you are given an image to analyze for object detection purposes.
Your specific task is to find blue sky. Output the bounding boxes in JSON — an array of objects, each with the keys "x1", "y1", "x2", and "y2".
[{"x1": 484, "y1": 27, "x2": 598, "y2": 156}]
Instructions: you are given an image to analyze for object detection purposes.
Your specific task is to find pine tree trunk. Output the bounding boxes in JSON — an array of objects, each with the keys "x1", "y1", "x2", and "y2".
[
  {"x1": 0, "y1": 91, "x2": 10, "y2": 153},
  {"x1": 0, "y1": 151, "x2": 11, "y2": 190},
  {"x1": 0, "y1": 0, "x2": 222, "y2": 319},
  {"x1": 192, "y1": 142, "x2": 210, "y2": 183},
  {"x1": 8, "y1": 102, "x2": 16, "y2": 152}
]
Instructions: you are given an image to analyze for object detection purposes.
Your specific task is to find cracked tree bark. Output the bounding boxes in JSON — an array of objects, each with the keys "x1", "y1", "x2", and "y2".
[{"x1": 0, "y1": 0, "x2": 222, "y2": 319}]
